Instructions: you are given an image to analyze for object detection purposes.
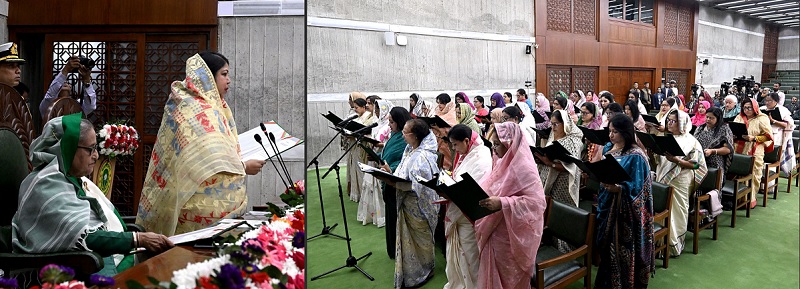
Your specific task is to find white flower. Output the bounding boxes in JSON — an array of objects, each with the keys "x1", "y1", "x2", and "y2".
[{"x1": 171, "y1": 255, "x2": 231, "y2": 289}]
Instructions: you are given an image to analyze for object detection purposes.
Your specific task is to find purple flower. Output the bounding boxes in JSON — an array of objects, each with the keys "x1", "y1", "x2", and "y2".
[
  {"x1": 242, "y1": 240, "x2": 265, "y2": 255},
  {"x1": 0, "y1": 277, "x2": 18, "y2": 289},
  {"x1": 292, "y1": 232, "x2": 305, "y2": 249},
  {"x1": 216, "y1": 264, "x2": 245, "y2": 289},
  {"x1": 58, "y1": 265, "x2": 75, "y2": 279},
  {"x1": 242, "y1": 263, "x2": 258, "y2": 274},
  {"x1": 39, "y1": 264, "x2": 61, "y2": 279},
  {"x1": 88, "y1": 274, "x2": 115, "y2": 287},
  {"x1": 38, "y1": 264, "x2": 75, "y2": 284},
  {"x1": 229, "y1": 251, "x2": 252, "y2": 263}
]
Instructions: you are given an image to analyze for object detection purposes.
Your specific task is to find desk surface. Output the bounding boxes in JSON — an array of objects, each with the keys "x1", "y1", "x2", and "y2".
[{"x1": 113, "y1": 246, "x2": 215, "y2": 289}]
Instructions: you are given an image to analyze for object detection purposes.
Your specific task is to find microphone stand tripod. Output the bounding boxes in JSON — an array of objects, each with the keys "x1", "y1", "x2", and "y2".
[
  {"x1": 306, "y1": 125, "x2": 347, "y2": 241},
  {"x1": 311, "y1": 132, "x2": 374, "y2": 281}
]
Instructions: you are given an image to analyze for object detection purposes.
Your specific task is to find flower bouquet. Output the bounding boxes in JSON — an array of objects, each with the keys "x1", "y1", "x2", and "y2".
[
  {"x1": 265, "y1": 180, "x2": 305, "y2": 218},
  {"x1": 0, "y1": 264, "x2": 115, "y2": 289},
  {"x1": 97, "y1": 123, "x2": 139, "y2": 157}
]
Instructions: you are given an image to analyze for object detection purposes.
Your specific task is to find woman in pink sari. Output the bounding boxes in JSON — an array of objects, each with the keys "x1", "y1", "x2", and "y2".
[{"x1": 475, "y1": 122, "x2": 546, "y2": 289}]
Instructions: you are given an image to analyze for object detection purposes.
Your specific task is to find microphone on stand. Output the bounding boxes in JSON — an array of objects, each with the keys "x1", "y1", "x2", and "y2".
[
  {"x1": 254, "y1": 134, "x2": 289, "y2": 189},
  {"x1": 348, "y1": 122, "x2": 378, "y2": 137},
  {"x1": 260, "y1": 123, "x2": 294, "y2": 190},
  {"x1": 337, "y1": 113, "x2": 358, "y2": 127}
]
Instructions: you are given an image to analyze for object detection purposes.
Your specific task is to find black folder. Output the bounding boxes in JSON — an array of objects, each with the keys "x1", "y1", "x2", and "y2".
[
  {"x1": 642, "y1": 114, "x2": 660, "y2": 125},
  {"x1": 358, "y1": 163, "x2": 410, "y2": 185},
  {"x1": 690, "y1": 125, "x2": 697, "y2": 135},
  {"x1": 578, "y1": 126, "x2": 610, "y2": 145},
  {"x1": 635, "y1": 132, "x2": 686, "y2": 156},
  {"x1": 727, "y1": 122, "x2": 748, "y2": 140},
  {"x1": 322, "y1": 111, "x2": 368, "y2": 132},
  {"x1": 477, "y1": 114, "x2": 491, "y2": 124},
  {"x1": 531, "y1": 141, "x2": 574, "y2": 163},
  {"x1": 358, "y1": 143, "x2": 386, "y2": 165},
  {"x1": 533, "y1": 127, "x2": 552, "y2": 139},
  {"x1": 564, "y1": 154, "x2": 632, "y2": 184},
  {"x1": 723, "y1": 116, "x2": 735, "y2": 123},
  {"x1": 760, "y1": 109, "x2": 783, "y2": 121},
  {"x1": 418, "y1": 115, "x2": 452, "y2": 128},
  {"x1": 531, "y1": 110, "x2": 547, "y2": 123},
  {"x1": 416, "y1": 173, "x2": 498, "y2": 222}
]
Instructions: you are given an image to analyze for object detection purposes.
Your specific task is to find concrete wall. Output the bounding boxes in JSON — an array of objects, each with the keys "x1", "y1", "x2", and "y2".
[
  {"x1": 307, "y1": 0, "x2": 535, "y2": 166},
  {"x1": 696, "y1": 5, "x2": 767, "y2": 93},
  {"x1": 777, "y1": 27, "x2": 800, "y2": 71},
  {"x1": 0, "y1": 0, "x2": 8, "y2": 42},
  {"x1": 218, "y1": 16, "x2": 306, "y2": 208}
]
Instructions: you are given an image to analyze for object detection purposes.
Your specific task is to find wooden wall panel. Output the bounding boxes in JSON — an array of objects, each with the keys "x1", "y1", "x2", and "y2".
[
  {"x1": 574, "y1": 0, "x2": 597, "y2": 36},
  {"x1": 547, "y1": 67, "x2": 573, "y2": 96},
  {"x1": 608, "y1": 20, "x2": 656, "y2": 46},
  {"x1": 547, "y1": 0, "x2": 572, "y2": 33},
  {"x1": 608, "y1": 70, "x2": 629, "y2": 104},
  {"x1": 9, "y1": 0, "x2": 217, "y2": 26}
]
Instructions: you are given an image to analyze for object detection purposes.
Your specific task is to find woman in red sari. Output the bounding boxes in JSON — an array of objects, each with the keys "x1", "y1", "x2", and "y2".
[{"x1": 475, "y1": 122, "x2": 546, "y2": 289}]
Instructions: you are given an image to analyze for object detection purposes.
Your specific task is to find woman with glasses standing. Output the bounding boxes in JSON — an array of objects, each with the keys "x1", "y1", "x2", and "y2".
[
  {"x1": 760, "y1": 92, "x2": 796, "y2": 174},
  {"x1": 733, "y1": 98, "x2": 773, "y2": 209}
]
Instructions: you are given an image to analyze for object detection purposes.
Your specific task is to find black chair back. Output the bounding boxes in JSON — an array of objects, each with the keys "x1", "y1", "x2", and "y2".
[
  {"x1": 0, "y1": 129, "x2": 29, "y2": 226},
  {"x1": 764, "y1": 146, "x2": 782, "y2": 163},
  {"x1": 652, "y1": 182, "x2": 671, "y2": 213},
  {"x1": 699, "y1": 167, "x2": 721, "y2": 192},
  {"x1": 728, "y1": 154, "x2": 755, "y2": 176},
  {"x1": 547, "y1": 200, "x2": 591, "y2": 246}
]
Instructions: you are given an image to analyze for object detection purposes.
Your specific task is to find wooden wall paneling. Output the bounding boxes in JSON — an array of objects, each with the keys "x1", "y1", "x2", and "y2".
[
  {"x1": 608, "y1": 69, "x2": 630, "y2": 104},
  {"x1": 676, "y1": 5, "x2": 693, "y2": 48},
  {"x1": 573, "y1": 67, "x2": 598, "y2": 93},
  {"x1": 547, "y1": 0, "x2": 572, "y2": 33},
  {"x1": 763, "y1": 25, "x2": 779, "y2": 63},
  {"x1": 573, "y1": 38, "x2": 601, "y2": 66},
  {"x1": 574, "y1": 0, "x2": 597, "y2": 37},
  {"x1": 547, "y1": 66, "x2": 573, "y2": 98},
  {"x1": 9, "y1": 0, "x2": 217, "y2": 26}
]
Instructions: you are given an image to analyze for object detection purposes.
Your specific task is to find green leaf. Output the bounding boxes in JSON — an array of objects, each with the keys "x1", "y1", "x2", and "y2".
[
  {"x1": 126, "y1": 280, "x2": 147, "y2": 289},
  {"x1": 265, "y1": 265, "x2": 282, "y2": 279},
  {"x1": 169, "y1": 282, "x2": 178, "y2": 289},
  {"x1": 148, "y1": 276, "x2": 160, "y2": 285}
]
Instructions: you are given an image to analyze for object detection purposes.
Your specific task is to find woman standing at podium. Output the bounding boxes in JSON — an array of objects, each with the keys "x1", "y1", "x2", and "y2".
[
  {"x1": 391, "y1": 119, "x2": 440, "y2": 288},
  {"x1": 137, "y1": 52, "x2": 265, "y2": 236},
  {"x1": 443, "y1": 124, "x2": 492, "y2": 289},
  {"x1": 475, "y1": 122, "x2": 546, "y2": 289}
]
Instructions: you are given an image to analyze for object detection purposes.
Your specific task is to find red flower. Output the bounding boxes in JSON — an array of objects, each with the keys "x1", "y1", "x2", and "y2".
[
  {"x1": 249, "y1": 272, "x2": 269, "y2": 284},
  {"x1": 292, "y1": 210, "x2": 304, "y2": 221},
  {"x1": 291, "y1": 219, "x2": 304, "y2": 232},
  {"x1": 198, "y1": 276, "x2": 218, "y2": 289},
  {"x1": 292, "y1": 251, "x2": 305, "y2": 269}
]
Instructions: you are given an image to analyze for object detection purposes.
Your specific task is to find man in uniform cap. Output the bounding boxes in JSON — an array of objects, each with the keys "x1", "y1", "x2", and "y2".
[{"x1": 0, "y1": 42, "x2": 25, "y2": 87}]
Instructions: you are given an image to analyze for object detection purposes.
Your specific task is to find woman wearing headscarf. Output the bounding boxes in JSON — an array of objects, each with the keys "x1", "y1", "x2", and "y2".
[
  {"x1": 16, "y1": 113, "x2": 173, "y2": 275},
  {"x1": 344, "y1": 95, "x2": 377, "y2": 203},
  {"x1": 489, "y1": 92, "x2": 506, "y2": 111},
  {"x1": 533, "y1": 93, "x2": 553, "y2": 133},
  {"x1": 358, "y1": 99, "x2": 394, "y2": 227},
  {"x1": 383, "y1": 119, "x2": 440, "y2": 288},
  {"x1": 410, "y1": 93, "x2": 433, "y2": 118},
  {"x1": 456, "y1": 102, "x2": 481, "y2": 133},
  {"x1": 536, "y1": 93, "x2": 551, "y2": 113},
  {"x1": 578, "y1": 102, "x2": 603, "y2": 161},
  {"x1": 558, "y1": 91, "x2": 579, "y2": 123},
  {"x1": 573, "y1": 90, "x2": 587, "y2": 109},
  {"x1": 456, "y1": 92, "x2": 476, "y2": 112},
  {"x1": 628, "y1": 91, "x2": 649, "y2": 117},
  {"x1": 515, "y1": 101, "x2": 540, "y2": 140},
  {"x1": 760, "y1": 92, "x2": 796, "y2": 175},
  {"x1": 694, "y1": 107, "x2": 734, "y2": 177},
  {"x1": 722, "y1": 95, "x2": 741, "y2": 119},
  {"x1": 435, "y1": 93, "x2": 458, "y2": 170},
  {"x1": 535, "y1": 110, "x2": 584, "y2": 207},
  {"x1": 502, "y1": 106, "x2": 537, "y2": 147},
  {"x1": 443, "y1": 124, "x2": 492, "y2": 289},
  {"x1": 485, "y1": 108, "x2": 505, "y2": 141},
  {"x1": 594, "y1": 114, "x2": 654, "y2": 289},
  {"x1": 473, "y1": 95, "x2": 490, "y2": 122},
  {"x1": 137, "y1": 52, "x2": 265, "y2": 236},
  {"x1": 647, "y1": 98, "x2": 676, "y2": 135},
  {"x1": 677, "y1": 94, "x2": 687, "y2": 112},
  {"x1": 734, "y1": 98, "x2": 773, "y2": 209},
  {"x1": 475, "y1": 122, "x2": 546, "y2": 289},
  {"x1": 586, "y1": 90, "x2": 599, "y2": 106},
  {"x1": 691, "y1": 101, "x2": 711, "y2": 126},
  {"x1": 655, "y1": 109, "x2": 708, "y2": 256},
  {"x1": 379, "y1": 107, "x2": 412, "y2": 259}
]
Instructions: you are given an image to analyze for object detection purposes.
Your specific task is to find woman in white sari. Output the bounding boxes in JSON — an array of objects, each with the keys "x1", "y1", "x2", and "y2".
[
  {"x1": 534, "y1": 110, "x2": 584, "y2": 207},
  {"x1": 654, "y1": 109, "x2": 707, "y2": 256},
  {"x1": 358, "y1": 99, "x2": 393, "y2": 227},
  {"x1": 345, "y1": 93, "x2": 377, "y2": 202},
  {"x1": 443, "y1": 124, "x2": 492, "y2": 289},
  {"x1": 759, "y1": 92, "x2": 796, "y2": 174}
]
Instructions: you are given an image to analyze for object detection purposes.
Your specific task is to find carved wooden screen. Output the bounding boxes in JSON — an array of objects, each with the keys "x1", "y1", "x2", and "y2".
[
  {"x1": 546, "y1": 0, "x2": 597, "y2": 37},
  {"x1": 546, "y1": 66, "x2": 598, "y2": 99},
  {"x1": 664, "y1": 69, "x2": 689, "y2": 96},
  {"x1": 663, "y1": 2, "x2": 694, "y2": 49},
  {"x1": 45, "y1": 34, "x2": 207, "y2": 215}
]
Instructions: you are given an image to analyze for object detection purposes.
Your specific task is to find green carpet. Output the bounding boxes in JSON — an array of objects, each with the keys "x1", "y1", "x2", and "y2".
[{"x1": 306, "y1": 167, "x2": 800, "y2": 289}]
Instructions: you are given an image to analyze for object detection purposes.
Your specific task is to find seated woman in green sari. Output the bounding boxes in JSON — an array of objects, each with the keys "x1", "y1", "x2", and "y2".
[{"x1": 12, "y1": 113, "x2": 173, "y2": 275}]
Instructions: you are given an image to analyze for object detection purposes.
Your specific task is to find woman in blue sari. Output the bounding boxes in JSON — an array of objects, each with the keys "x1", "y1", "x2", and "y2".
[
  {"x1": 594, "y1": 114, "x2": 655, "y2": 289},
  {"x1": 379, "y1": 107, "x2": 412, "y2": 259}
]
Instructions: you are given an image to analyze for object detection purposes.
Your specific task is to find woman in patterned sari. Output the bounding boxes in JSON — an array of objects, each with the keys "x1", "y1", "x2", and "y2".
[
  {"x1": 475, "y1": 122, "x2": 546, "y2": 289},
  {"x1": 137, "y1": 52, "x2": 266, "y2": 236},
  {"x1": 456, "y1": 102, "x2": 481, "y2": 133},
  {"x1": 734, "y1": 98, "x2": 773, "y2": 209},
  {"x1": 382, "y1": 119, "x2": 440, "y2": 288},
  {"x1": 594, "y1": 114, "x2": 654, "y2": 289},
  {"x1": 535, "y1": 110, "x2": 584, "y2": 207},
  {"x1": 655, "y1": 109, "x2": 707, "y2": 256},
  {"x1": 443, "y1": 124, "x2": 492, "y2": 289},
  {"x1": 345, "y1": 95, "x2": 377, "y2": 202},
  {"x1": 358, "y1": 99, "x2": 394, "y2": 227},
  {"x1": 694, "y1": 107, "x2": 734, "y2": 178}
]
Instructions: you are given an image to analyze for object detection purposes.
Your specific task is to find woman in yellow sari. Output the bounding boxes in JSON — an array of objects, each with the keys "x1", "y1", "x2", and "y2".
[{"x1": 136, "y1": 52, "x2": 266, "y2": 236}]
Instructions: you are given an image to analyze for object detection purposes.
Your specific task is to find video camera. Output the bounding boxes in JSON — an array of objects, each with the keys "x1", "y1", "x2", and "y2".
[{"x1": 70, "y1": 56, "x2": 95, "y2": 73}]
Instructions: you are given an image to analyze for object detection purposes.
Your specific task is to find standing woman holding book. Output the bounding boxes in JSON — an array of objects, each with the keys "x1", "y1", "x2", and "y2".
[
  {"x1": 694, "y1": 107, "x2": 734, "y2": 178},
  {"x1": 357, "y1": 99, "x2": 394, "y2": 227},
  {"x1": 654, "y1": 109, "x2": 707, "y2": 256},
  {"x1": 379, "y1": 107, "x2": 412, "y2": 259},
  {"x1": 594, "y1": 114, "x2": 654, "y2": 289},
  {"x1": 475, "y1": 122, "x2": 546, "y2": 289},
  {"x1": 383, "y1": 119, "x2": 440, "y2": 288},
  {"x1": 345, "y1": 94, "x2": 377, "y2": 202},
  {"x1": 734, "y1": 98, "x2": 773, "y2": 209},
  {"x1": 443, "y1": 124, "x2": 492, "y2": 289},
  {"x1": 534, "y1": 110, "x2": 584, "y2": 208}
]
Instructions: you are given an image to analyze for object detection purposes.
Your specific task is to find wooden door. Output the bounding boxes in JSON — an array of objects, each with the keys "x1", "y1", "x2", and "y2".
[
  {"x1": 44, "y1": 34, "x2": 207, "y2": 215},
  {"x1": 608, "y1": 69, "x2": 629, "y2": 104}
]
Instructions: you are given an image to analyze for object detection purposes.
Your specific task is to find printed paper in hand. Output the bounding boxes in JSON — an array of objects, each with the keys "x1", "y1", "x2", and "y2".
[{"x1": 239, "y1": 121, "x2": 303, "y2": 161}]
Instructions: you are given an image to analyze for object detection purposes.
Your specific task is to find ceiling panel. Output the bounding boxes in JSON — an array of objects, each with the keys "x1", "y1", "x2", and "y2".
[{"x1": 700, "y1": 0, "x2": 800, "y2": 27}]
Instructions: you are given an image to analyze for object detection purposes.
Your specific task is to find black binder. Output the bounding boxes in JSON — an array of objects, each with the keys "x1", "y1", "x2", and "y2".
[
  {"x1": 723, "y1": 116, "x2": 735, "y2": 123},
  {"x1": 322, "y1": 111, "x2": 369, "y2": 133},
  {"x1": 531, "y1": 141, "x2": 574, "y2": 163},
  {"x1": 358, "y1": 143, "x2": 386, "y2": 165},
  {"x1": 531, "y1": 110, "x2": 547, "y2": 123},
  {"x1": 578, "y1": 126, "x2": 610, "y2": 145},
  {"x1": 416, "y1": 173, "x2": 498, "y2": 222},
  {"x1": 359, "y1": 163, "x2": 410, "y2": 185},
  {"x1": 642, "y1": 114, "x2": 660, "y2": 125},
  {"x1": 760, "y1": 109, "x2": 783, "y2": 121},
  {"x1": 418, "y1": 115, "x2": 452, "y2": 128},
  {"x1": 533, "y1": 127, "x2": 552, "y2": 139},
  {"x1": 727, "y1": 122, "x2": 748, "y2": 140},
  {"x1": 635, "y1": 132, "x2": 686, "y2": 156},
  {"x1": 565, "y1": 154, "x2": 632, "y2": 184}
]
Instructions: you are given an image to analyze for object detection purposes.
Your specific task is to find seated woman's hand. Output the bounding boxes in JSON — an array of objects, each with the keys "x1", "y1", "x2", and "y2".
[
  {"x1": 244, "y1": 159, "x2": 266, "y2": 175},
  {"x1": 137, "y1": 232, "x2": 174, "y2": 253}
]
